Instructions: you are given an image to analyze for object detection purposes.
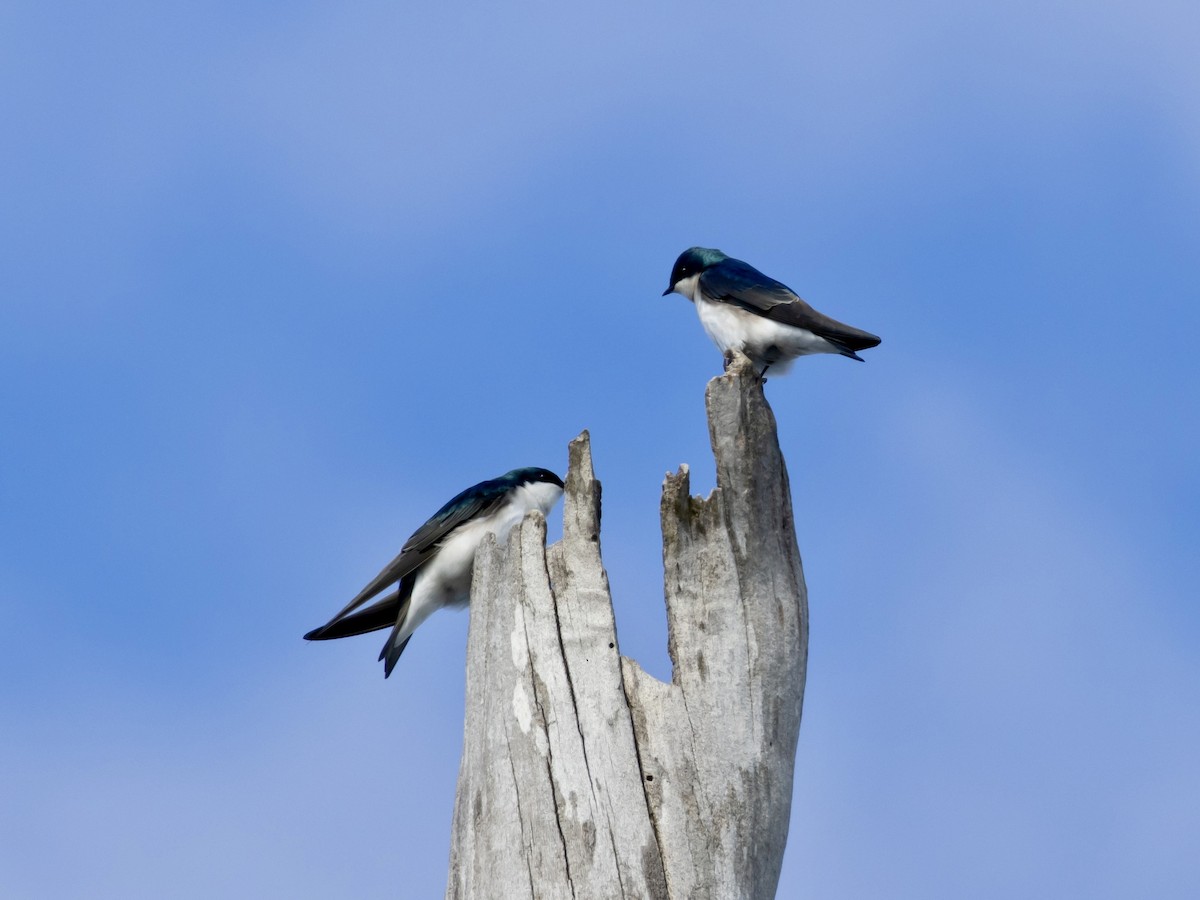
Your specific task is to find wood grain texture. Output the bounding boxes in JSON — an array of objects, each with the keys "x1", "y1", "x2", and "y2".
[{"x1": 447, "y1": 355, "x2": 808, "y2": 899}]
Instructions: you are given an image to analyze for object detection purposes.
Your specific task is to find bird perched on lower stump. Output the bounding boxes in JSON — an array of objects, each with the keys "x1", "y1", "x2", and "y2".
[
  {"x1": 663, "y1": 247, "x2": 881, "y2": 377},
  {"x1": 304, "y1": 467, "x2": 564, "y2": 677}
]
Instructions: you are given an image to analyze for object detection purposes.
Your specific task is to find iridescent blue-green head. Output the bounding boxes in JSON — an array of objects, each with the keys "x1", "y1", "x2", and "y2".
[
  {"x1": 502, "y1": 467, "x2": 564, "y2": 490},
  {"x1": 432, "y1": 467, "x2": 563, "y2": 522},
  {"x1": 663, "y1": 247, "x2": 728, "y2": 296}
]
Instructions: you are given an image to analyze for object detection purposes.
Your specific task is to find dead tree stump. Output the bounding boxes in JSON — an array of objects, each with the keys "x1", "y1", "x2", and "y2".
[{"x1": 447, "y1": 356, "x2": 808, "y2": 900}]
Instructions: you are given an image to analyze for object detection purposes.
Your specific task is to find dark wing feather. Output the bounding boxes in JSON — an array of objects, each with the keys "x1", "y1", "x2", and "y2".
[
  {"x1": 309, "y1": 482, "x2": 511, "y2": 634},
  {"x1": 379, "y1": 633, "x2": 413, "y2": 679},
  {"x1": 700, "y1": 258, "x2": 881, "y2": 353},
  {"x1": 304, "y1": 585, "x2": 412, "y2": 641}
]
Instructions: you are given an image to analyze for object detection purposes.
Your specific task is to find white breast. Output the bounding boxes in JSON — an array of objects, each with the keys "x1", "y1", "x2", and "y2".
[
  {"x1": 511, "y1": 481, "x2": 565, "y2": 520},
  {"x1": 695, "y1": 295, "x2": 839, "y2": 372},
  {"x1": 392, "y1": 480, "x2": 564, "y2": 648},
  {"x1": 409, "y1": 481, "x2": 563, "y2": 613}
]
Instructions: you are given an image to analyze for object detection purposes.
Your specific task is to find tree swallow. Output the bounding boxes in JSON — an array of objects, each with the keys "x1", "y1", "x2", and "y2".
[
  {"x1": 304, "y1": 467, "x2": 564, "y2": 677},
  {"x1": 662, "y1": 247, "x2": 881, "y2": 375}
]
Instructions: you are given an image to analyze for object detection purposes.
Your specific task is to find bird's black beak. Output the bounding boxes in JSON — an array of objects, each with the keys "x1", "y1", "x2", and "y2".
[{"x1": 661, "y1": 286, "x2": 673, "y2": 296}]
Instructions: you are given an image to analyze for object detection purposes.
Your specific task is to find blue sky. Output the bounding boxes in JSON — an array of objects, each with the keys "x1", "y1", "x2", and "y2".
[{"x1": 2, "y1": 1, "x2": 1197, "y2": 896}]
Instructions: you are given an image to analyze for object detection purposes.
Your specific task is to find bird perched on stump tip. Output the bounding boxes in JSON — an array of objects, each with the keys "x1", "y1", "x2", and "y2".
[{"x1": 663, "y1": 247, "x2": 881, "y2": 377}]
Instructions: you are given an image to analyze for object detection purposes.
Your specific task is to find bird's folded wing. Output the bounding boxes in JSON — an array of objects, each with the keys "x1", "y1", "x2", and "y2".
[
  {"x1": 304, "y1": 589, "x2": 408, "y2": 640},
  {"x1": 701, "y1": 259, "x2": 881, "y2": 351},
  {"x1": 316, "y1": 482, "x2": 511, "y2": 628}
]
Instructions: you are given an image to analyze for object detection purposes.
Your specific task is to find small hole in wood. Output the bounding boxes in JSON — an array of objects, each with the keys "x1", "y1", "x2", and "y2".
[
  {"x1": 646, "y1": 774, "x2": 654, "y2": 782},
  {"x1": 608, "y1": 642, "x2": 614, "y2": 649}
]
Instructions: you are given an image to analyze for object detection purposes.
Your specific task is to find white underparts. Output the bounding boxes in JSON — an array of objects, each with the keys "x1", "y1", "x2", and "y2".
[
  {"x1": 396, "y1": 480, "x2": 564, "y2": 645},
  {"x1": 694, "y1": 295, "x2": 839, "y2": 373}
]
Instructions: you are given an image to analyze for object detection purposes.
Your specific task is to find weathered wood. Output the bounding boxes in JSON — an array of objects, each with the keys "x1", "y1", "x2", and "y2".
[{"x1": 446, "y1": 355, "x2": 808, "y2": 899}]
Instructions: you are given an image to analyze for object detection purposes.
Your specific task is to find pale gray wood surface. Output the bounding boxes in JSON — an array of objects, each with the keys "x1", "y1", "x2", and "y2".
[{"x1": 447, "y1": 356, "x2": 808, "y2": 899}]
